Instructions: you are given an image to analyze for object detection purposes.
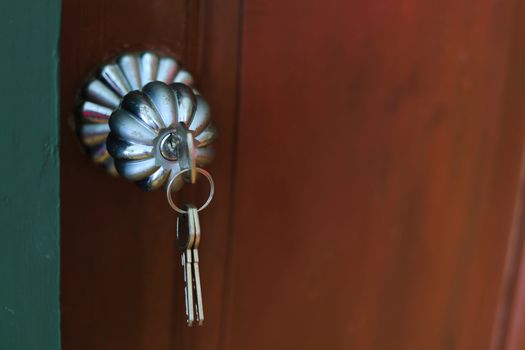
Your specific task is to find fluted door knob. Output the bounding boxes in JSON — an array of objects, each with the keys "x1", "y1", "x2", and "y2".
[{"x1": 75, "y1": 51, "x2": 217, "y2": 191}]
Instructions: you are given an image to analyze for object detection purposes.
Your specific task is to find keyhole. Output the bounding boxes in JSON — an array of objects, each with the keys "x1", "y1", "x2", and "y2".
[{"x1": 159, "y1": 132, "x2": 179, "y2": 161}]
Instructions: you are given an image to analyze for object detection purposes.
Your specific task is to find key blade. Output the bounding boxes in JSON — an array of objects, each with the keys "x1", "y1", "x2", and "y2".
[
  {"x1": 177, "y1": 206, "x2": 197, "y2": 327},
  {"x1": 181, "y1": 254, "x2": 190, "y2": 319},
  {"x1": 189, "y1": 207, "x2": 204, "y2": 325},
  {"x1": 185, "y1": 249, "x2": 194, "y2": 326},
  {"x1": 193, "y1": 249, "x2": 204, "y2": 325},
  {"x1": 185, "y1": 207, "x2": 197, "y2": 326}
]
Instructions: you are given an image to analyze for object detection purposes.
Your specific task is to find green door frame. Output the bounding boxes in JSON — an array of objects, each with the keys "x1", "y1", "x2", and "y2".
[{"x1": 0, "y1": 0, "x2": 61, "y2": 349}]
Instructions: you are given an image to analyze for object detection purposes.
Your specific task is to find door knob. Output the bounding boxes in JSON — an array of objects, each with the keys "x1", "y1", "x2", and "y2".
[{"x1": 74, "y1": 51, "x2": 217, "y2": 191}]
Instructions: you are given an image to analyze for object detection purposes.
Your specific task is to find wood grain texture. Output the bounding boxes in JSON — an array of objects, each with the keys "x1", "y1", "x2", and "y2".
[
  {"x1": 220, "y1": 0, "x2": 525, "y2": 349},
  {"x1": 0, "y1": 0, "x2": 61, "y2": 349},
  {"x1": 60, "y1": 0, "x2": 186, "y2": 343},
  {"x1": 61, "y1": 0, "x2": 525, "y2": 349},
  {"x1": 60, "y1": 0, "x2": 242, "y2": 348},
  {"x1": 490, "y1": 2, "x2": 525, "y2": 349}
]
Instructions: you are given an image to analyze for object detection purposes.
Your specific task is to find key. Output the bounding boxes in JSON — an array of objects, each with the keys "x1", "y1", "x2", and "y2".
[
  {"x1": 188, "y1": 206, "x2": 204, "y2": 325},
  {"x1": 177, "y1": 208, "x2": 196, "y2": 326}
]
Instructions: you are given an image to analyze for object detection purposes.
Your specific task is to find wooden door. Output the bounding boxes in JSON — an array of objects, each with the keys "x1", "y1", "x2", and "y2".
[{"x1": 60, "y1": 0, "x2": 525, "y2": 349}]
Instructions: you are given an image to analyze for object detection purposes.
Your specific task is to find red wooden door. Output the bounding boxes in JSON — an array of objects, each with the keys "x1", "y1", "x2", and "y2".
[{"x1": 61, "y1": 0, "x2": 525, "y2": 349}]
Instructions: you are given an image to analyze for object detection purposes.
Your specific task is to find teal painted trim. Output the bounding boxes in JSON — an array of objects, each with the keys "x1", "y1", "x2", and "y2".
[{"x1": 0, "y1": 0, "x2": 61, "y2": 349}]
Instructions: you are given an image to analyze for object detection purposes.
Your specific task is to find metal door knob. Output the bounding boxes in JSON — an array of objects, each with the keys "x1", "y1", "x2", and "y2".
[{"x1": 75, "y1": 51, "x2": 217, "y2": 191}]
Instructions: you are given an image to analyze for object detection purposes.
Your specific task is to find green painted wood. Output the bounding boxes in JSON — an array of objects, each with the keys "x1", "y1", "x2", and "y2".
[{"x1": 0, "y1": 0, "x2": 61, "y2": 349}]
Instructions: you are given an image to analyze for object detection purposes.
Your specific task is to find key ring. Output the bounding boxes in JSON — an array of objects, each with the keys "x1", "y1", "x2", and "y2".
[{"x1": 166, "y1": 167, "x2": 215, "y2": 214}]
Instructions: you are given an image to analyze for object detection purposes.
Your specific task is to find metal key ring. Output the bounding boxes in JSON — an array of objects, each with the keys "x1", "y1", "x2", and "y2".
[{"x1": 166, "y1": 167, "x2": 215, "y2": 214}]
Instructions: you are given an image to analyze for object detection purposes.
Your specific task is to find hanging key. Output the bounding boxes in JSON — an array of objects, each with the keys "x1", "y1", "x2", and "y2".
[
  {"x1": 188, "y1": 205, "x2": 204, "y2": 325},
  {"x1": 176, "y1": 207, "x2": 196, "y2": 326},
  {"x1": 167, "y1": 168, "x2": 214, "y2": 327}
]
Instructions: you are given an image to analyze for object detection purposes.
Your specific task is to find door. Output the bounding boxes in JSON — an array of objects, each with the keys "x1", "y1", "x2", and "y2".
[{"x1": 60, "y1": 0, "x2": 525, "y2": 349}]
